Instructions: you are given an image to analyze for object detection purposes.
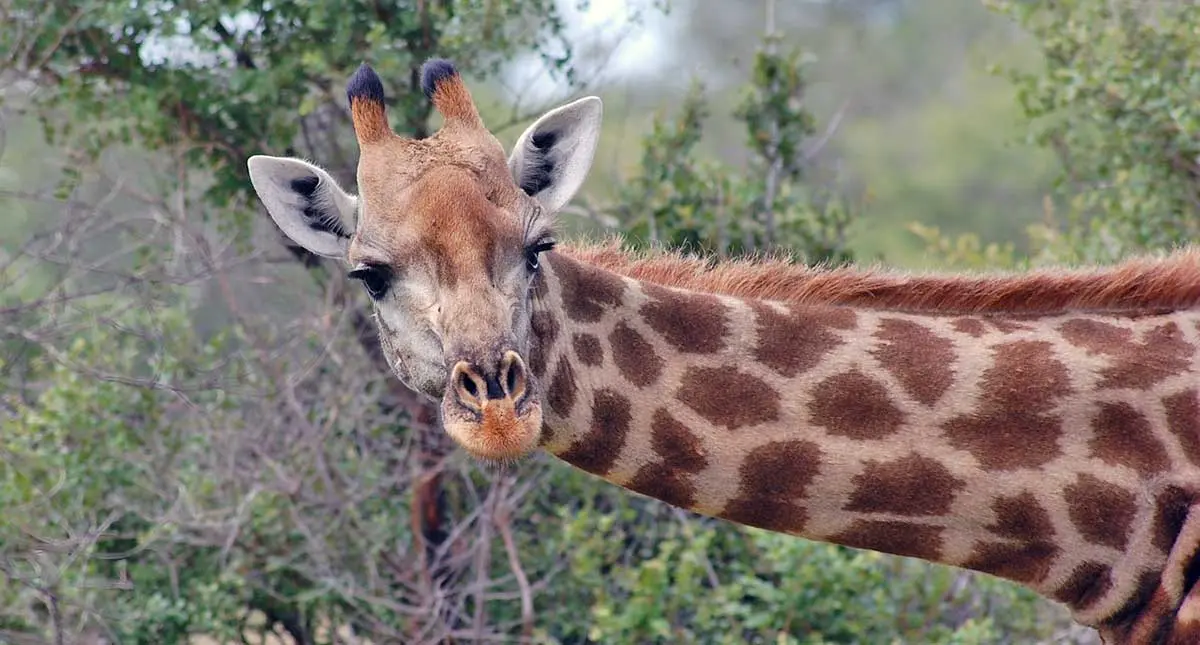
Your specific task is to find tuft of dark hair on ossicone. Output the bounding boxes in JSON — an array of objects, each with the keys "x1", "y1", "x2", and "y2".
[{"x1": 420, "y1": 58, "x2": 458, "y2": 100}]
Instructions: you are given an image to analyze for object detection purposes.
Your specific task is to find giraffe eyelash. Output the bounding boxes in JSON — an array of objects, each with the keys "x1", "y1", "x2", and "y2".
[{"x1": 520, "y1": 203, "x2": 554, "y2": 247}]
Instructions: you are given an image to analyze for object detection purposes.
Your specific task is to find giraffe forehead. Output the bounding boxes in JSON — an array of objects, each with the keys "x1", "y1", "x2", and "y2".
[{"x1": 353, "y1": 166, "x2": 525, "y2": 275}]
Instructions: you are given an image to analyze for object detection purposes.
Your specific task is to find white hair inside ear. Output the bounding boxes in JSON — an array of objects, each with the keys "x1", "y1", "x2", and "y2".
[
  {"x1": 507, "y1": 96, "x2": 603, "y2": 214},
  {"x1": 247, "y1": 155, "x2": 359, "y2": 258}
]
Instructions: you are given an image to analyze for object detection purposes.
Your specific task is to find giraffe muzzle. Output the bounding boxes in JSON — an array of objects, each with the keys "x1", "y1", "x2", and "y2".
[{"x1": 442, "y1": 350, "x2": 542, "y2": 462}]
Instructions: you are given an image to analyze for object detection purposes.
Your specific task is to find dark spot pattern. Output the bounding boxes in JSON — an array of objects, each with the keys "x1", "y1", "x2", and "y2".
[
  {"x1": 872, "y1": 318, "x2": 956, "y2": 406},
  {"x1": 572, "y1": 333, "x2": 603, "y2": 366},
  {"x1": 719, "y1": 440, "x2": 822, "y2": 533},
  {"x1": 1090, "y1": 401, "x2": 1169, "y2": 476},
  {"x1": 844, "y1": 453, "x2": 965, "y2": 516},
  {"x1": 649, "y1": 409, "x2": 708, "y2": 471},
  {"x1": 547, "y1": 360, "x2": 577, "y2": 418},
  {"x1": 988, "y1": 492, "x2": 1056, "y2": 540},
  {"x1": 962, "y1": 541, "x2": 1059, "y2": 585},
  {"x1": 558, "y1": 389, "x2": 632, "y2": 476},
  {"x1": 943, "y1": 340, "x2": 1071, "y2": 471},
  {"x1": 991, "y1": 319, "x2": 1033, "y2": 334},
  {"x1": 1105, "y1": 584, "x2": 1181, "y2": 645},
  {"x1": 1183, "y1": 542, "x2": 1200, "y2": 610},
  {"x1": 640, "y1": 284, "x2": 729, "y2": 354},
  {"x1": 751, "y1": 303, "x2": 849, "y2": 377},
  {"x1": 808, "y1": 370, "x2": 907, "y2": 440},
  {"x1": 1104, "y1": 571, "x2": 1162, "y2": 634},
  {"x1": 1054, "y1": 561, "x2": 1114, "y2": 611},
  {"x1": 1064, "y1": 474, "x2": 1138, "y2": 550},
  {"x1": 676, "y1": 366, "x2": 780, "y2": 430},
  {"x1": 552, "y1": 257, "x2": 625, "y2": 323},
  {"x1": 1060, "y1": 319, "x2": 1193, "y2": 390},
  {"x1": 1167, "y1": 611, "x2": 1200, "y2": 645},
  {"x1": 528, "y1": 310, "x2": 558, "y2": 379},
  {"x1": 1151, "y1": 486, "x2": 1194, "y2": 553},
  {"x1": 1165, "y1": 390, "x2": 1200, "y2": 467},
  {"x1": 951, "y1": 317, "x2": 987, "y2": 338},
  {"x1": 537, "y1": 420, "x2": 556, "y2": 447},
  {"x1": 610, "y1": 322, "x2": 664, "y2": 387},
  {"x1": 627, "y1": 465, "x2": 696, "y2": 509},
  {"x1": 626, "y1": 409, "x2": 709, "y2": 509},
  {"x1": 831, "y1": 521, "x2": 943, "y2": 561},
  {"x1": 962, "y1": 492, "x2": 1059, "y2": 585}
]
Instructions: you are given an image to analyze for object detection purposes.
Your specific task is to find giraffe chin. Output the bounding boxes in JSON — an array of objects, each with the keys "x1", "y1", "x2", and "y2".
[{"x1": 441, "y1": 397, "x2": 543, "y2": 463}]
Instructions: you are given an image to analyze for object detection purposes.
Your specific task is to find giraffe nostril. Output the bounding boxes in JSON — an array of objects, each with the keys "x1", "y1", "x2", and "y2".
[
  {"x1": 500, "y1": 351, "x2": 528, "y2": 403},
  {"x1": 462, "y1": 374, "x2": 478, "y2": 398},
  {"x1": 451, "y1": 361, "x2": 486, "y2": 411}
]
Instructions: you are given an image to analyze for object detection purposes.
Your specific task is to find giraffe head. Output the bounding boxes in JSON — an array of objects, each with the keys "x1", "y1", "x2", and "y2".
[{"x1": 246, "y1": 59, "x2": 603, "y2": 461}]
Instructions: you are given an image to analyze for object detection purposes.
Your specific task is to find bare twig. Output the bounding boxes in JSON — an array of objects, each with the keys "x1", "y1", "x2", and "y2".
[
  {"x1": 802, "y1": 98, "x2": 851, "y2": 163},
  {"x1": 495, "y1": 483, "x2": 535, "y2": 641}
]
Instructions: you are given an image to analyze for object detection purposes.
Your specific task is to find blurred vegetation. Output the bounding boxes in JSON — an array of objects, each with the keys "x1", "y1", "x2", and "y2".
[{"x1": 2, "y1": 0, "x2": 1198, "y2": 643}]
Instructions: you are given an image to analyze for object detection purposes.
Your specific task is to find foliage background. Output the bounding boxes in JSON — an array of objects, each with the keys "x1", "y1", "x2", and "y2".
[{"x1": 2, "y1": 0, "x2": 1198, "y2": 643}]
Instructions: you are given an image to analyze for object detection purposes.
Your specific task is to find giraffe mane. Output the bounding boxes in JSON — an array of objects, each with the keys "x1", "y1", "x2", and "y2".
[{"x1": 561, "y1": 238, "x2": 1200, "y2": 315}]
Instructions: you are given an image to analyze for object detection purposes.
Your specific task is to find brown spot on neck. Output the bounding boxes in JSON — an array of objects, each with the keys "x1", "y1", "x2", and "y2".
[
  {"x1": 1060, "y1": 319, "x2": 1194, "y2": 390},
  {"x1": 1151, "y1": 485, "x2": 1195, "y2": 553},
  {"x1": 1089, "y1": 402, "x2": 1170, "y2": 476},
  {"x1": 963, "y1": 492, "x2": 1060, "y2": 586},
  {"x1": 808, "y1": 370, "x2": 907, "y2": 440},
  {"x1": 1064, "y1": 474, "x2": 1138, "y2": 550},
  {"x1": 639, "y1": 284, "x2": 730, "y2": 354},
  {"x1": 676, "y1": 365, "x2": 781, "y2": 430},
  {"x1": 550, "y1": 254, "x2": 626, "y2": 323},
  {"x1": 649, "y1": 409, "x2": 708, "y2": 472},
  {"x1": 572, "y1": 333, "x2": 603, "y2": 366},
  {"x1": 942, "y1": 340, "x2": 1071, "y2": 471},
  {"x1": 988, "y1": 492, "x2": 1056, "y2": 541},
  {"x1": 547, "y1": 359, "x2": 577, "y2": 418},
  {"x1": 557, "y1": 388, "x2": 632, "y2": 476},
  {"x1": 719, "y1": 440, "x2": 822, "y2": 533},
  {"x1": 609, "y1": 322, "x2": 664, "y2": 387},
  {"x1": 625, "y1": 410, "x2": 709, "y2": 510},
  {"x1": 951, "y1": 317, "x2": 987, "y2": 337},
  {"x1": 1100, "y1": 571, "x2": 1165, "y2": 640},
  {"x1": 843, "y1": 453, "x2": 965, "y2": 516},
  {"x1": 751, "y1": 302, "x2": 852, "y2": 378},
  {"x1": 1165, "y1": 390, "x2": 1200, "y2": 467},
  {"x1": 528, "y1": 310, "x2": 558, "y2": 379},
  {"x1": 872, "y1": 317, "x2": 956, "y2": 406},
  {"x1": 963, "y1": 541, "x2": 1059, "y2": 586},
  {"x1": 1055, "y1": 561, "x2": 1114, "y2": 612},
  {"x1": 1100, "y1": 582, "x2": 1178, "y2": 645},
  {"x1": 831, "y1": 521, "x2": 944, "y2": 562},
  {"x1": 627, "y1": 465, "x2": 698, "y2": 509}
]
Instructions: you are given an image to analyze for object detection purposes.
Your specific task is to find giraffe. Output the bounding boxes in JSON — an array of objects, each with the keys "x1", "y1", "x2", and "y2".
[{"x1": 246, "y1": 58, "x2": 1200, "y2": 644}]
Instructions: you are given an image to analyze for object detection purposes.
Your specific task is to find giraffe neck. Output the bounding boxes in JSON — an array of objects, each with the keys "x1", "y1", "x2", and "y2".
[{"x1": 528, "y1": 250, "x2": 1200, "y2": 638}]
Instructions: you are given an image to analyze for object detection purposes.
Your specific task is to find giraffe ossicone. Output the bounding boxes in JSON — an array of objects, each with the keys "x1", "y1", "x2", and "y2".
[{"x1": 248, "y1": 58, "x2": 1200, "y2": 644}]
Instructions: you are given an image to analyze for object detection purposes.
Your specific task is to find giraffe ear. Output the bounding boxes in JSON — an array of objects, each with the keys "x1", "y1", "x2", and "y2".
[
  {"x1": 507, "y1": 96, "x2": 603, "y2": 213},
  {"x1": 247, "y1": 155, "x2": 358, "y2": 258}
]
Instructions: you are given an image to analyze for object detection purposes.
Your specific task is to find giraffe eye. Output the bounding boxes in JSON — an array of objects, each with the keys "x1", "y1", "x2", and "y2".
[
  {"x1": 524, "y1": 238, "x2": 556, "y2": 273},
  {"x1": 348, "y1": 264, "x2": 392, "y2": 300}
]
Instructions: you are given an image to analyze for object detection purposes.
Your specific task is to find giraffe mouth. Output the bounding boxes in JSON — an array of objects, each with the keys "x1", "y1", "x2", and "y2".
[{"x1": 441, "y1": 395, "x2": 543, "y2": 463}]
